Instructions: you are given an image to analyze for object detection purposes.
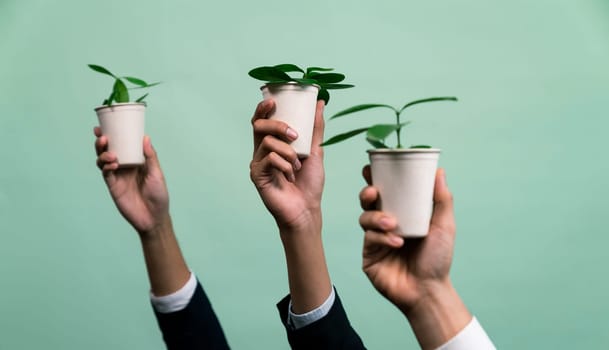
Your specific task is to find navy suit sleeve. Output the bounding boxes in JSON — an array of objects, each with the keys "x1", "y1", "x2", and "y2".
[
  {"x1": 276, "y1": 289, "x2": 366, "y2": 350},
  {"x1": 153, "y1": 281, "x2": 230, "y2": 350}
]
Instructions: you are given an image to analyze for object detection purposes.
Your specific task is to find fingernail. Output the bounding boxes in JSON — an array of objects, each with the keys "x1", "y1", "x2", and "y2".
[
  {"x1": 286, "y1": 127, "x2": 298, "y2": 140},
  {"x1": 293, "y1": 159, "x2": 302, "y2": 171},
  {"x1": 380, "y1": 216, "x2": 394, "y2": 229},
  {"x1": 389, "y1": 235, "x2": 404, "y2": 245}
]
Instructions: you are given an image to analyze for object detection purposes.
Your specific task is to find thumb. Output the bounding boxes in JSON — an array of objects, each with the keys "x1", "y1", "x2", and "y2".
[
  {"x1": 430, "y1": 168, "x2": 455, "y2": 232},
  {"x1": 143, "y1": 136, "x2": 161, "y2": 171},
  {"x1": 310, "y1": 100, "x2": 325, "y2": 155}
]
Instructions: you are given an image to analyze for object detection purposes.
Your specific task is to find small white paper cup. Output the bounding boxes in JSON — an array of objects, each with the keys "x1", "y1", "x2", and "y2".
[
  {"x1": 95, "y1": 103, "x2": 146, "y2": 167},
  {"x1": 261, "y1": 82, "x2": 320, "y2": 158},
  {"x1": 368, "y1": 148, "x2": 441, "y2": 237}
]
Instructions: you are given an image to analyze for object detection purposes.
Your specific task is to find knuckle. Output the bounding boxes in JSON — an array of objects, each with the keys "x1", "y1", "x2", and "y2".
[
  {"x1": 261, "y1": 135, "x2": 275, "y2": 148},
  {"x1": 252, "y1": 118, "x2": 263, "y2": 129}
]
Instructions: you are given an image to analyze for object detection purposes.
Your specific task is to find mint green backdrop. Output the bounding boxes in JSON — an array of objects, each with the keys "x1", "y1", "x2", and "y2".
[{"x1": 1, "y1": 0, "x2": 608, "y2": 348}]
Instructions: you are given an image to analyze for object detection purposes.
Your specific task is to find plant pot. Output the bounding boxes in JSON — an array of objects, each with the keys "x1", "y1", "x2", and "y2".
[
  {"x1": 261, "y1": 82, "x2": 320, "y2": 158},
  {"x1": 368, "y1": 148, "x2": 440, "y2": 238},
  {"x1": 95, "y1": 103, "x2": 146, "y2": 167}
]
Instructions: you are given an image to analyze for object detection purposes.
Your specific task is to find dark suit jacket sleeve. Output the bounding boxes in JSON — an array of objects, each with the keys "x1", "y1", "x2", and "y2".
[
  {"x1": 276, "y1": 288, "x2": 366, "y2": 350},
  {"x1": 153, "y1": 281, "x2": 230, "y2": 350}
]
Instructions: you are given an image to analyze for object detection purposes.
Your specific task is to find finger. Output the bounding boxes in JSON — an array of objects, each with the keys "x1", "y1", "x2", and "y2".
[
  {"x1": 102, "y1": 162, "x2": 119, "y2": 174},
  {"x1": 252, "y1": 118, "x2": 298, "y2": 151},
  {"x1": 143, "y1": 136, "x2": 162, "y2": 172},
  {"x1": 359, "y1": 210, "x2": 397, "y2": 232},
  {"x1": 430, "y1": 168, "x2": 456, "y2": 232},
  {"x1": 256, "y1": 152, "x2": 296, "y2": 183},
  {"x1": 251, "y1": 99, "x2": 276, "y2": 149},
  {"x1": 363, "y1": 230, "x2": 404, "y2": 250},
  {"x1": 93, "y1": 126, "x2": 102, "y2": 137},
  {"x1": 359, "y1": 185, "x2": 379, "y2": 210},
  {"x1": 253, "y1": 135, "x2": 301, "y2": 170},
  {"x1": 309, "y1": 100, "x2": 325, "y2": 156},
  {"x1": 96, "y1": 152, "x2": 117, "y2": 170},
  {"x1": 362, "y1": 165, "x2": 372, "y2": 185},
  {"x1": 95, "y1": 135, "x2": 108, "y2": 156}
]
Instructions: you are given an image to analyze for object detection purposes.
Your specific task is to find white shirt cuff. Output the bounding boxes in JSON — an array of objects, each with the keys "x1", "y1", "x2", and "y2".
[
  {"x1": 287, "y1": 288, "x2": 336, "y2": 330},
  {"x1": 150, "y1": 272, "x2": 197, "y2": 314},
  {"x1": 435, "y1": 317, "x2": 496, "y2": 350}
]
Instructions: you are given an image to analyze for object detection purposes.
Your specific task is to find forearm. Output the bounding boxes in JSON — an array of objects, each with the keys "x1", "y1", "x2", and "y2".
[
  {"x1": 139, "y1": 215, "x2": 191, "y2": 296},
  {"x1": 403, "y1": 281, "x2": 472, "y2": 350},
  {"x1": 279, "y1": 212, "x2": 332, "y2": 314}
]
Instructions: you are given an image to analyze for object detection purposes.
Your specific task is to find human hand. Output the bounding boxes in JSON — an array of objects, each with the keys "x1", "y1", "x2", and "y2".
[
  {"x1": 359, "y1": 166, "x2": 457, "y2": 311},
  {"x1": 359, "y1": 167, "x2": 470, "y2": 348},
  {"x1": 94, "y1": 127, "x2": 170, "y2": 237},
  {"x1": 249, "y1": 99, "x2": 325, "y2": 234}
]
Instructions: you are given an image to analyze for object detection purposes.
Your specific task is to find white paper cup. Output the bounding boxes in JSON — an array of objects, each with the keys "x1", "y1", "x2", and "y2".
[
  {"x1": 261, "y1": 82, "x2": 320, "y2": 158},
  {"x1": 368, "y1": 148, "x2": 440, "y2": 238},
  {"x1": 95, "y1": 103, "x2": 146, "y2": 167}
]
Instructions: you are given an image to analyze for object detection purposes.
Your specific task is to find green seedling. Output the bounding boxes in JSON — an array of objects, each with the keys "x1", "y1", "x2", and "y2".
[
  {"x1": 248, "y1": 64, "x2": 354, "y2": 105},
  {"x1": 321, "y1": 97, "x2": 458, "y2": 149},
  {"x1": 88, "y1": 64, "x2": 160, "y2": 106}
]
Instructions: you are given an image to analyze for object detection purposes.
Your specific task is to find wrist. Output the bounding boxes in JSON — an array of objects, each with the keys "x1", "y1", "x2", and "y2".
[
  {"x1": 278, "y1": 209, "x2": 322, "y2": 241},
  {"x1": 403, "y1": 280, "x2": 472, "y2": 350},
  {"x1": 138, "y1": 213, "x2": 173, "y2": 242}
]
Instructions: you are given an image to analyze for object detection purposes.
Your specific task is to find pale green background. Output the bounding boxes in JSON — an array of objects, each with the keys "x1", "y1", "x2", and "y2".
[{"x1": 1, "y1": 0, "x2": 608, "y2": 349}]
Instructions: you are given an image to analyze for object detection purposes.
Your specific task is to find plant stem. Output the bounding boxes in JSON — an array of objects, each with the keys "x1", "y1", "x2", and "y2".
[{"x1": 396, "y1": 110, "x2": 402, "y2": 148}]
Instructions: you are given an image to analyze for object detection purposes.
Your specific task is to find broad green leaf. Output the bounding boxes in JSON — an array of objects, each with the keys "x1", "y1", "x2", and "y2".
[
  {"x1": 317, "y1": 88, "x2": 330, "y2": 105},
  {"x1": 135, "y1": 93, "x2": 149, "y2": 102},
  {"x1": 123, "y1": 76, "x2": 148, "y2": 87},
  {"x1": 410, "y1": 145, "x2": 432, "y2": 149},
  {"x1": 399, "y1": 97, "x2": 457, "y2": 113},
  {"x1": 306, "y1": 67, "x2": 333, "y2": 76},
  {"x1": 330, "y1": 104, "x2": 396, "y2": 120},
  {"x1": 248, "y1": 66, "x2": 292, "y2": 82},
  {"x1": 88, "y1": 64, "x2": 116, "y2": 78},
  {"x1": 322, "y1": 83, "x2": 355, "y2": 90},
  {"x1": 274, "y1": 64, "x2": 304, "y2": 74},
  {"x1": 366, "y1": 122, "x2": 410, "y2": 141},
  {"x1": 320, "y1": 127, "x2": 369, "y2": 146},
  {"x1": 113, "y1": 79, "x2": 129, "y2": 103},
  {"x1": 292, "y1": 78, "x2": 318, "y2": 85},
  {"x1": 366, "y1": 138, "x2": 388, "y2": 148},
  {"x1": 308, "y1": 73, "x2": 345, "y2": 84}
]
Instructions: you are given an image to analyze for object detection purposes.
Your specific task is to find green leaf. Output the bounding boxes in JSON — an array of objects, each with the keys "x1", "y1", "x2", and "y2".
[
  {"x1": 330, "y1": 104, "x2": 396, "y2": 120},
  {"x1": 129, "y1": 81, "x2": 161, "y2": 89},
  {"x1": 104, "y1": 91, "x2": 116, "y2": 106},
  {"x1": 308, "y1": 73, "x2": 345, "y2": 84},
  {"x1": 88, "y1": 64, "x2": 116, "y2": 78},
  {"x1": 274, "y1": 64, "x2": 304, "y2": 74},
  {"x1": 320, "y1": 127, "x2": 369, "y2": 146},
  {"x1": 113, "y1": 79, "x2": 129, "y2": 103},
  {"x1": 367, "y1": 123, "x2": 406, "y2": 142},
  {"x1": 366, "y1": 138, "x2": 388, "y2": 148},
  {"x1": 249, "y1": 66, "x2": 292, "y2": 82},
  {"x1": 123, "y1": 76, "x2": 148, "y2": 87},
  {"x1": 317, "y1": 88, "x2": 330, "y2": 105},
  {"x1": 135, "y1": 93, "x2": 149, "y2": 102},
  {"x1": 410, "y1": 145, "x2": 432, "y2": 149},
  {"x1": 292, "y1": 78, "x2": 318, "y2": 85},
  {"x1": 306, "y1": 67, "x2": 334, "y2": 76},
  {"x1": 321, "y1": 83, "x2": 355, "y2": 90},
  {"x1": 399, "y1": 97, "x2": 458, "y2": 113}
]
